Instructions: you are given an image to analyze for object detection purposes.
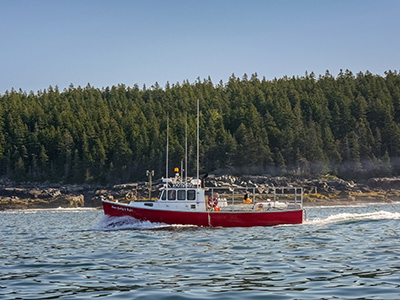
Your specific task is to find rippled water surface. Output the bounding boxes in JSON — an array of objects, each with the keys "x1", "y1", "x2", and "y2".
[{"x1": 1, "y1": 203, "x2": 400, "y2": 299}]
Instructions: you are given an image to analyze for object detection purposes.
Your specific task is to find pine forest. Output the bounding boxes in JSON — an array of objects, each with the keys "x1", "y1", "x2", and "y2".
[{"x1": 1, "y1": 70, "x2": 400, "y2": 184}]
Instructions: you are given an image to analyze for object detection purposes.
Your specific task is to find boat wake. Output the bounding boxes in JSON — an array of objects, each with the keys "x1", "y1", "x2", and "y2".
[
  {"x1": 92, "y1": 215, "x2": 164, "y2": 231},
  {"x1": 305, "y1": 210, "x2": 400, "y2": 226},
  {"x1": 92, "y1": 215, "x2": 199, "y2": 231}
]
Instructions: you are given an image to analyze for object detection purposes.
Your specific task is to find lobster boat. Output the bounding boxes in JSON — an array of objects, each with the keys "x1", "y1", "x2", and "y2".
[{"x1": 102, "y1": 175, "x2": 304, "y2": 227}]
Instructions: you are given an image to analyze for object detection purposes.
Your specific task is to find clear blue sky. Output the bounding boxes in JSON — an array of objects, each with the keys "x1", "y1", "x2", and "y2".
[{"x1": 1, "y1": 0, "x2": 399, "y2": 94}]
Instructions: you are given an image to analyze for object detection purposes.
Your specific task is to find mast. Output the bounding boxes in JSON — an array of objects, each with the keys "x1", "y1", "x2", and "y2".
[
  {"x1": 166, "y1": 113, "x2": 169, "y2": 181},
  {"x1": 197, "y1": 99, "x2": 199, "y2": 187},
  {"x1": 185, "y1": 112, "x2": 188, "y2": 187}
]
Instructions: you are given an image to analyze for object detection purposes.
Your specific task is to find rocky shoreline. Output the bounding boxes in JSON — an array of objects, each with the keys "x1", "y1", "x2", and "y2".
[{"x1": 1, "y1": 175, "x2": 400, "y2": 210}]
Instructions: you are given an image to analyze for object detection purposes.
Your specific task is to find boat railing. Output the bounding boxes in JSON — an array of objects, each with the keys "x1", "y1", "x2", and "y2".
[{"x1": 205, "y1": 186, "x2": 303, "y2": 211}]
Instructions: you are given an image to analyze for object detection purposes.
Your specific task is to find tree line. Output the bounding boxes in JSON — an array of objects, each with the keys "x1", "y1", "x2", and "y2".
[{"x1": 1, "y1": 70, "x2": 399, "y2": 183}]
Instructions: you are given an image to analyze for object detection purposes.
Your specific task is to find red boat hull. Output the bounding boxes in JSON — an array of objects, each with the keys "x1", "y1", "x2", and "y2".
[{"x1": 102, "y1": 201, "x2": 304, "y2": 227}]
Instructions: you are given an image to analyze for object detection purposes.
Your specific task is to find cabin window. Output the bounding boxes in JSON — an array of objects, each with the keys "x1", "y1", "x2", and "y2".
[
  {"x1": 187, "y1": 190, "x2": 196, "y2": 200},
  {"x1": 177, "y1": 190, "x2": 186, "y2": 200},
  {"x1": 168, "y1": 190, "x2": 176, "y2": 200},
  {"x1": 161, "y1": 190, "x2": 166, "y2": 200}
]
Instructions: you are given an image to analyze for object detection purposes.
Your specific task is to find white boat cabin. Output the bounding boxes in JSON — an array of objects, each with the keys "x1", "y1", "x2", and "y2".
[{"x1": 130, "y1": 180, "x2": 207, "y2": 212}]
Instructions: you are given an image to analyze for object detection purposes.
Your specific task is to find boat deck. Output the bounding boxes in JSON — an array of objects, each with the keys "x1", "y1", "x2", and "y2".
[{"x1": 205, "y1": 186, "x2": 303, "y2": 212}]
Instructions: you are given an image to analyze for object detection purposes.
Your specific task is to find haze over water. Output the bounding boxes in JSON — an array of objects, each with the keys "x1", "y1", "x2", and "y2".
[{"x1": 1, "y1": 204, "x2": 400, "y2": 299}]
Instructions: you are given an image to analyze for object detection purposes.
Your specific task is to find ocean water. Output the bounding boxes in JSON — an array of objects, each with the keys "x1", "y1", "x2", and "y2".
[{"x1": 1, "y1": 203, "x2": 400, "y2": 300}]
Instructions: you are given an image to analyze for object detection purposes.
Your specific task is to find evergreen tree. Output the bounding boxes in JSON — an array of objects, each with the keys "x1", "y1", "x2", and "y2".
[{"x1": 0, "y1": 70, "x2": 399, "y2": 182}]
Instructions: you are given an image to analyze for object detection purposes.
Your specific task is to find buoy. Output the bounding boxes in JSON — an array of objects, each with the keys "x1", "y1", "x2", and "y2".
[{"x1": 214, "y1": 205, "x2": 220, "y2": 212}]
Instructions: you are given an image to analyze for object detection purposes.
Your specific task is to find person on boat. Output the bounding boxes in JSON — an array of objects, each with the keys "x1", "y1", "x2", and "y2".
[{"x1": 243, "y1": 193, "x2": 252, "y2": 204}]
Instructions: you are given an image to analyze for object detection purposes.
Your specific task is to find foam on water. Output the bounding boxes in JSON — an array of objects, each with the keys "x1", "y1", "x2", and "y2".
[
  {"x1": 92, "y1": 215, "x2": 164, "y2": 230},
  {"x1": 305, "y1": 210, "x2": 400, "y2": 225},
  {"x1": 93, "y1": 215, "x2": 205, "y2": 231},
  {"x1": 92, "y1": 215, "x2": 197, "y2": 231}
]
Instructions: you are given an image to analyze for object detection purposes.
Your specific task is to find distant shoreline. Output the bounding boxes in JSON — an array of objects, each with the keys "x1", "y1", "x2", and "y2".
[{"x1": 2, "y1": 175, "x2": 400, "y2": 210}]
